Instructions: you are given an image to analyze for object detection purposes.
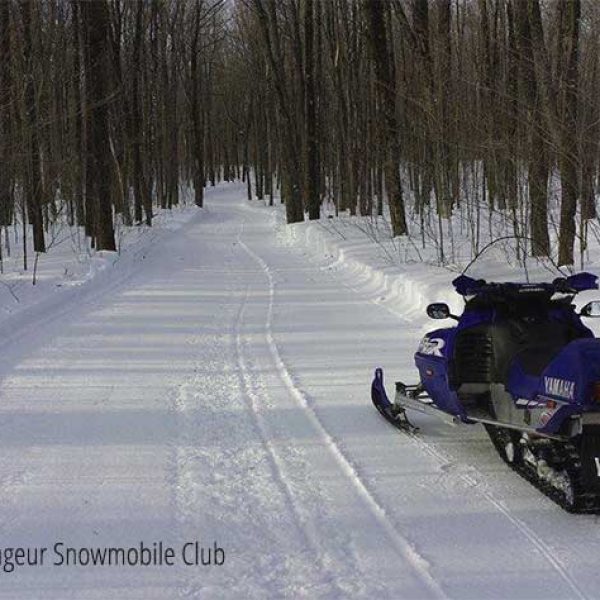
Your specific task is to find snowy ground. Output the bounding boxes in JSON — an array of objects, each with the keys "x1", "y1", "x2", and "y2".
[
  {"x1": 1, "y1": 182, "x2": 600, "y2": 598},
  {"x1": 0, "y1": 200, "x2": 199, "y2": 335}
]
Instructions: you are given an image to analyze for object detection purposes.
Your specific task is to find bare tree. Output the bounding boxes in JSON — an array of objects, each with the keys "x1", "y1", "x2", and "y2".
[
  {"x1": 363, "y1": 0, "x2": 407, "y2": 236},
  {"x1": 81, "y1": 0, "x2": 116, "y2": 251},
  {"x1": 557, "y1": 0, "x2": 581, "y2": 266},
  {"x1": 20, "y1": 0, "x2": 46, "y2": 253}
]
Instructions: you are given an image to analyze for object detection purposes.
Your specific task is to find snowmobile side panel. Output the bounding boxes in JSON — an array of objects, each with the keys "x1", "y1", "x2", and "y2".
[
  {"x1": 414, "y1": 328, "x2": 466, "y2": 419},
  {"x1": 566, "y1": 272, "x2": 599, "y2": 292},
  {"x1": 414, "y1": 354, "x2": 465, "y2": 420},
  {"x1": 537, "y1": 339, "x2": 600, "y2": 407}
]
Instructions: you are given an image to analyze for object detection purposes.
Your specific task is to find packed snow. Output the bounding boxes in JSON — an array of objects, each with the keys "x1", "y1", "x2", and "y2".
[{"x1": 0, "y1": 182, "x2": 599, "y2": 598}]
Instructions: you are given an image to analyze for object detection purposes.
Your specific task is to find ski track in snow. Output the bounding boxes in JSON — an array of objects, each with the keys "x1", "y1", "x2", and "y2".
[
  {"x1": 232, "y1": 279, "x2": 344, "y2": 597},
  {"x1": 237, "y1": 220, "x2": 447, "y2": 600},
  {"x1": 165, "y1": 352, "x2": 196, "y2": 599},
  {"x1": 233, "y1": 222, "x2": 340, "y2": 593}
]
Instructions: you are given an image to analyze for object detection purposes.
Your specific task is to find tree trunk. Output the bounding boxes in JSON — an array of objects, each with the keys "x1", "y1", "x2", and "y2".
[
  {"x1": 363, "y1": 0, "x2": 407, "y2": 236},
  {"x1": 21, "y1": 0, "x2": 45, "y2": 253},
  {"x1": 190, "y1": 1, "x2": 205, "y2": 208},
  {"x1": 0, "y1": 0, "x2": 12, "y2": 228},
  {"x1": 253, "y1": 0, "x2": 303, "y2": 223},
  {"x1": 303, "y1": 0, "x2": 319, "y2": 220},
  {"x1": 71, "y1": 0, "x2": 86, "y2": 227},
  {"x1": 558, "y1": 0, "x2": 581, "y2": 266},
  {"x1": 515, "y1": 0, "x2": 550, "y2": 257},
  {"x1": 81, "y1": 0, "x2": 116, "y2": 251},
  {"x1": 132, "y1": 0, "x2": 150, "y2": 224}
]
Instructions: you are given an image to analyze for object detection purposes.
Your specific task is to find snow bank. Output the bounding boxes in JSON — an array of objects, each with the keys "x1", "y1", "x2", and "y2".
[
  {"x1": 0, "y1": 200, "x2": 202, "y2": 346},
  {"x1": 271, "y1": 207, "x2": 600, "y2": 337},
  {"x1": 279, "y1": 215, "x2": 462, "y2": 335}
]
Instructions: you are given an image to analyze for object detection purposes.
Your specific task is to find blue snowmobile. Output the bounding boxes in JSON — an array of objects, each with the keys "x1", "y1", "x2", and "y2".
[{"x1": 371, "y1": 272, "x2": 600, "y2": 511}]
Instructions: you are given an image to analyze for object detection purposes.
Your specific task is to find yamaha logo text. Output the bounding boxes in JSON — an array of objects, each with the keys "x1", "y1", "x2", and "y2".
[{"x1": 544, "y1": 376, "x2": 575, "y2": 400}]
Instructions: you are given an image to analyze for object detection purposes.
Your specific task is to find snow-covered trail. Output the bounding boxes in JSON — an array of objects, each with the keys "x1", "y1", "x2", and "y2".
[{"x1": 0, "y1": 183, "x2": 599, "y2": 598}]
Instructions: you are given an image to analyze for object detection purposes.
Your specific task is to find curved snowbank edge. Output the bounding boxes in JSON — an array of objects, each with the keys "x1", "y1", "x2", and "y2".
[{"x1": 281, "y1": 216, "x2": 461, "y2": 331}]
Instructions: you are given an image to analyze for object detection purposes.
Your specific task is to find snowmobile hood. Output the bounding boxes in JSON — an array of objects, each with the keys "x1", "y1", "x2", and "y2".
[{"x1": 452, "y1": 272, "x2": 598, "y2": 298}]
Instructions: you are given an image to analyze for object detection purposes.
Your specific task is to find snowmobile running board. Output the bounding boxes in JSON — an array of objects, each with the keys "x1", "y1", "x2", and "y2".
[
  {"x1": 392, "y1": 381, "x2": 567, "y2": 441},
  {"x1": 393, "y1": 382, "x2": 459, "y2": 427},
  {"x1": 465, "y1": 415, "x2": 566, "y2": 441}
]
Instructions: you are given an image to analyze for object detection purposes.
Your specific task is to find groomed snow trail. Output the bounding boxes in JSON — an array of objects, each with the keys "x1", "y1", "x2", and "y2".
[{"x1": 0, "y1": 183, "x2": 599, "y2": 598}]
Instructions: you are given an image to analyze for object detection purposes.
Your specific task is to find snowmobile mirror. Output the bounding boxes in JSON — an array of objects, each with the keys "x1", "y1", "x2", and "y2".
[
  {"x1": 426, "y1": 303, "x2": 456, "y2": 320},
  {"x1": 580, "y1": 301, "x2": 600, "y2": 318}
]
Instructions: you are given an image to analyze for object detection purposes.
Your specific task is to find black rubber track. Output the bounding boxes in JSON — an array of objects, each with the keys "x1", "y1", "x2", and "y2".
[{"x1": 484, "y1": 424, "x2": 600, "y2": 513}]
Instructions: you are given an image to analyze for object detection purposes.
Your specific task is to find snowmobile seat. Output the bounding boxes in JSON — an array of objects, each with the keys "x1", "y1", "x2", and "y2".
[
  {"x1": 509, "y1": 320, "x2": 579, "y2": 377},
  {"x1": 511, "y1": 344, "x2": 562, "y2": 377}
]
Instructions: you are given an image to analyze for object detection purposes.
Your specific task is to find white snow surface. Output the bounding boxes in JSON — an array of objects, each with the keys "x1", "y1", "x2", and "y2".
[{"x1": 1, "y1": 182, "x2": 600, "y2": 598}]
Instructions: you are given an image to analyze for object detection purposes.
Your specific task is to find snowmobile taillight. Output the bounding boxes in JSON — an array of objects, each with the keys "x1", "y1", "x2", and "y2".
[{"x1": 592, "y1": 382, "x2": 600, "y2": 403}]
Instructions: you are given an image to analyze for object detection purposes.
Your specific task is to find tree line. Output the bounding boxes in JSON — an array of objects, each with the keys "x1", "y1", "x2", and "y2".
[
  {"x1": 236, "y1": 0, "x2": 600, "y2": 267},
  {"x1": 0, "y1": 1, "x2": 599, "y2": 269},
  {"x1": 0, "y1": 0, "x2": 237, "y2": 266}
]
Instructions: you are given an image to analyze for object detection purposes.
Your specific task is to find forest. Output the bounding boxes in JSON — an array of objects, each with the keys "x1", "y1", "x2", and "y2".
[{"x1": 0, "y1": 0, "x2": 597, "y2": 269}]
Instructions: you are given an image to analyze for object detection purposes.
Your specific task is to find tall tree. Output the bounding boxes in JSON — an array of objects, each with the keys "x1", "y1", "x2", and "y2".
[
  {"x1": 303, "y1": 0, "x2": 319, "y2": 220},
  {"x1": 514, "y1": 0, "x2": 550, "y2": 257},
  {"x1": 131, "y1": 0, "x2": 151, "y2": 224},
  {"x1": 557, "y1": 0, "x2": 581, "y2": 266},
  {"x1": 81, "y1": 0, "x2": 116, "y2": 251},
  {"x1": 0, "y1": 0, "x2": 12, "y2": 229},
  {"x1": 363, "y1": 0, "x2": 407, "y2": 236},
  {"x1": 252, "y1": 0, "x2": 304, "y2": 224},
  {"x1": 190, "y1": 0, "x2": 206, "y2": 208},
  {"x1": 20, "y1": 0, "x2": 46, "y2": 253}
]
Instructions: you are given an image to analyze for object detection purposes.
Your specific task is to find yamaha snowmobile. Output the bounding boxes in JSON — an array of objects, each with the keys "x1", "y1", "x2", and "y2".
[{"x1": 371, "y1": 272, "x2": 600, "y2": 512}]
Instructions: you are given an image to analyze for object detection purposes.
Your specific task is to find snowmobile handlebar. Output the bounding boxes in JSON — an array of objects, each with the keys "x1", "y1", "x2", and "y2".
[{"x1": 452, "y1": 272, "x2": 598, "y2": 298}]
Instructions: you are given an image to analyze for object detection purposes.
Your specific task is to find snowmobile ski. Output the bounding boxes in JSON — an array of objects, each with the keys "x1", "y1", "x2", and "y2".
[{"x1": 371, "y1": 368, "x2": 419, "y2": 433}]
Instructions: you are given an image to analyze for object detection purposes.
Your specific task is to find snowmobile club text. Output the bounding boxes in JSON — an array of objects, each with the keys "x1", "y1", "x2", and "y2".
[{"x1": 0, "y1": 541, "x2": 225, "y2": 573}]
